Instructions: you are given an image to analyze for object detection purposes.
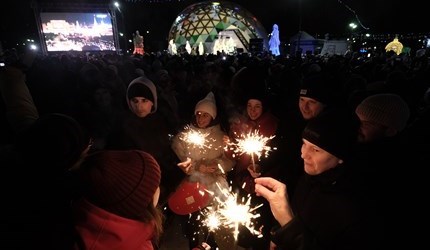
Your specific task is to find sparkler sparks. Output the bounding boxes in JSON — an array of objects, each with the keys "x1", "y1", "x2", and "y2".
[
  {"x1": 203, "y1": 208, "x2": 222, "y2": 232},
  {"x1": 225, "y1": 130, "x2": 276, "y2": 171},
  {"x1": 179, "y1": 125, "x2": 216, "y2": 155},
  {"x1": 199, "y1": 183, "x2": 263, "y2": 240},
  {"x1": 180, "y1": 125, "x2": 211, "y2": 148}
]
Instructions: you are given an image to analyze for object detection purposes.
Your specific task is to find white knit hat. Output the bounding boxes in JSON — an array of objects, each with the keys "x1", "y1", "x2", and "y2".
[
  {"x1": 195, "y1": 92, "x2": 217, "y2": 119},
  {"x1": 355, "y1": 93, "x2": 410, "y2": 132}
]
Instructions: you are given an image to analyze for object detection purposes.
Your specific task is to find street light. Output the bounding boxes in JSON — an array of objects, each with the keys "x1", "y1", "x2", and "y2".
[
  {"x1": 348, "y1": 22, "x2": 358, "y2": 50},
  {"x1": 296, "y1": 0, "x2": 303, "y2": 57},
  {"x1": 114, "y1": 1, "x2": 127, "y2": 54},
  {"x1": 349, "y1": 22, "x2": 357, "y2": 30}
]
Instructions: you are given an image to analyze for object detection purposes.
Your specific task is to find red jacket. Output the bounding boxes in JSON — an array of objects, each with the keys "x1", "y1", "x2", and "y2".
[{"x1": 73, "y1": 199, "x2": 156, "y2": 250}]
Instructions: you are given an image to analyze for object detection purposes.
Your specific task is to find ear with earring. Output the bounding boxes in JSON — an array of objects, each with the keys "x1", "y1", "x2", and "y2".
[{"x1": 338, "y1": 159, "x2": 344, "y2": 164}]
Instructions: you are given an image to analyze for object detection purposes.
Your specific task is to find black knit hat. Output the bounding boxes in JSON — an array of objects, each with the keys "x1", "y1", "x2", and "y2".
[
  {"x1": 127, "y1": 82, "x2": 154, "y2": 103},
  {"x1": 80, "y1": 150, "x2": 161, "y2": 220},
  {"x1": 300, "y1": 73, "x2": 338, "y2": 105},
  {"x1": 246, "y1": 84, "x2": 267, "y2": 102},
  {"x1": 302, "y1": 109, "x2": 359, "y2": 160},
  {"x1": 126, "y1": 76, "x2": 158, "y2": 113}
]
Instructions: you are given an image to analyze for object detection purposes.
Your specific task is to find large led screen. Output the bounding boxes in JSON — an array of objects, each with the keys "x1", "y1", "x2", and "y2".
[{"x1": 40, "y1": 12, "x2": 116, "y2": 52}]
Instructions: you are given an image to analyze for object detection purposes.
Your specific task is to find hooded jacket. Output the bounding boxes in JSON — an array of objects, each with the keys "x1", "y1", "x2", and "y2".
[{"x1": 73, "y1": 199, "x2": 156, "y2": 250}]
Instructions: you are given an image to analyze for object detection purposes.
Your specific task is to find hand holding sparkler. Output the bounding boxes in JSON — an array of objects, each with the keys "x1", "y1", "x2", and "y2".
[
  {"x1": 222, "y1": 135, "x2": 231, "y2": 146},
  {"x1": 254, "y1": 177, "x2": 293, "y2": 227},
  {"x1": 178, "y1": 157, "x2": 192, "y2": 174},
  {"x1": 176, "y1": 125, "x2": 213, "y2": 174},
  {"x1": 192, "y1": 242, "x2": 211, "y2": 250},
  {"x1": 247, "y1": 164, "x2": 261, "y2": 178}
]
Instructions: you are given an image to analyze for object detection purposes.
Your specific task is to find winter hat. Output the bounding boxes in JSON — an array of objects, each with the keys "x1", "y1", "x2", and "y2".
[
  {"x1": 127, "y1": 76, "x2": 158, "y2": 113},
  {"x1": 302, "y1": 109, "x2": 359, "y2": 160},
  {"x1": 195, "y1": 92, "x2": 217, "y2": 119},
  {"x1": 355, "y1": 93, "x2": 410, "y2": 132},
  {"x1": 300, "y1": 73, "x2": 337, "y2": 105},
  {"x1": 17, "y1": 113, "x2": 90, "y2": 171},
  {"x1": 80, "y1": 150, "x2": 161, "y2": 220},
  {"x1": 231, "y1": 66, "x2": 267, "y2": 107},
  {"x1": 246, "y1": 86, "x2": 269, "y2": 113},
  {"x1": 247, "y1": 87, "x2": 267, "y2": 101}
]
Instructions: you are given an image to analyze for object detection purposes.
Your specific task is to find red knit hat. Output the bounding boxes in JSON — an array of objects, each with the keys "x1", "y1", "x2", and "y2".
[{"x1": 80, "y1": 150, "x2": 161, "y2": 220}]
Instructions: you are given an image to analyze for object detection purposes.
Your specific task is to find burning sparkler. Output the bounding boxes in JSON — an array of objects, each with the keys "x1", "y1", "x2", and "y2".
[
  {"x1": 200, "y1": 183, "x2": 263, "y2": 241},
  {"x1": 225, "y1": 130, "x2": 275, "y2": 172},
  {"x1": 204, "y1": 208, "x2": 222, "y2": 232},
  {"x1": 179, "y1": 125, "x2": 212, "y2": 149},
  {"x1": 179, "y1": 125, "x2": 217, "y2": 157}
]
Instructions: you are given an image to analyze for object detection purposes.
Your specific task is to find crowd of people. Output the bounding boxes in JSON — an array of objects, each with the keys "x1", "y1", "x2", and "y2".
[{"x1": 1, "y1": 46, "x2": 429, "y2": 249}]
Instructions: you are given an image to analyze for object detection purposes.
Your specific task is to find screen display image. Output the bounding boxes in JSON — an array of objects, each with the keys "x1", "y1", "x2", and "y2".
[{"x1": 40, "y1": 12, "x2": 115, "y2": 52}]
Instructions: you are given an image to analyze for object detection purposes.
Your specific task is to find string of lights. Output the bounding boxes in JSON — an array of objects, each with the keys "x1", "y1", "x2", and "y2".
[{"x1": 338, "y1": 0, "x2": 370, "y2": 30}]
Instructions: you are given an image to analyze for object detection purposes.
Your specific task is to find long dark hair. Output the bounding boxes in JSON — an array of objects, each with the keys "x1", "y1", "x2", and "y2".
[{"x1": 139, "y1": 203, "x2": 164, "y2": 244}]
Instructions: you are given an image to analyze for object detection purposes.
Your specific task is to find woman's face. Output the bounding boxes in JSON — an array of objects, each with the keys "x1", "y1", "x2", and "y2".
[
  {"x1": 301, "y1": 139, "x2": 341, "y2": 175},
  {"x1": 196, "y1": 111, "x2": 213, "y2": 128},
  {"x1": 247, "y1": 99, "x2": 263, "y2": 121},
  {"x1": 130, "y1": 97, "x2": 153, "y2": 118},
  {"x1": 299, "y1": 97, "x2": 326, "y2": 120}
]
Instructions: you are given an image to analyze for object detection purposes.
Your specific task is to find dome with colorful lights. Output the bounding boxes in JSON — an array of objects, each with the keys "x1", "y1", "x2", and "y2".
[{"x1": 168, "y1": 1, "x2": 268, "y2": 54}]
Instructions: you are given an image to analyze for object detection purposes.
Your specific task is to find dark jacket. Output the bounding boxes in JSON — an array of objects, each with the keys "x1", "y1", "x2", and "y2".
[
  {"x1": 106, "y1": 111, "x2": 183, "y2": 202},
  {"x1": 271, "y1": 166, "x2": 382, "y2": 250}
]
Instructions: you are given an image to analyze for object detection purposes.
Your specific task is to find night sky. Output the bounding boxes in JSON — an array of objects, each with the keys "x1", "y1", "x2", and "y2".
[{"x1": 1, "y1": 0, "x2": 425, "y2": 51}]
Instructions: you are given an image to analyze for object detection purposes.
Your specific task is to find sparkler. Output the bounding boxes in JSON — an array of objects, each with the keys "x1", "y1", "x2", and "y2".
[
  {"x1": 225, "y1": 130, "x2": 275, "y2": 172},
  {"x1": 199, "y1": 182, "x2": 263, "y2": 241},
  {"x1": 179, "y1": 125, "x2": 212, "y2": 149},
  {"x1": 179, "y1": 125, "x2": 218, "y2": 160}
]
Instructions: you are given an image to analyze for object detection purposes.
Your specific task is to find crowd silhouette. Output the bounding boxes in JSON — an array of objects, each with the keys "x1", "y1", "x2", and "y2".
[{"x1": 1, "y1": 47, "x2": 429, "y2": 249}]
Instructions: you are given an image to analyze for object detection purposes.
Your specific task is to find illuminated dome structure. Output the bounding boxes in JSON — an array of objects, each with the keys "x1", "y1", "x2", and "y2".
[{"x1": 168, "y1": 1, "x2": 268, "y2": 54}]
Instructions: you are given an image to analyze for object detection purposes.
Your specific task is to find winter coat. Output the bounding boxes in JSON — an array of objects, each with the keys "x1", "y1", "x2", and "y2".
[{"x1": 73, "y1": 198, "x2": 156, "y2": 250}]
